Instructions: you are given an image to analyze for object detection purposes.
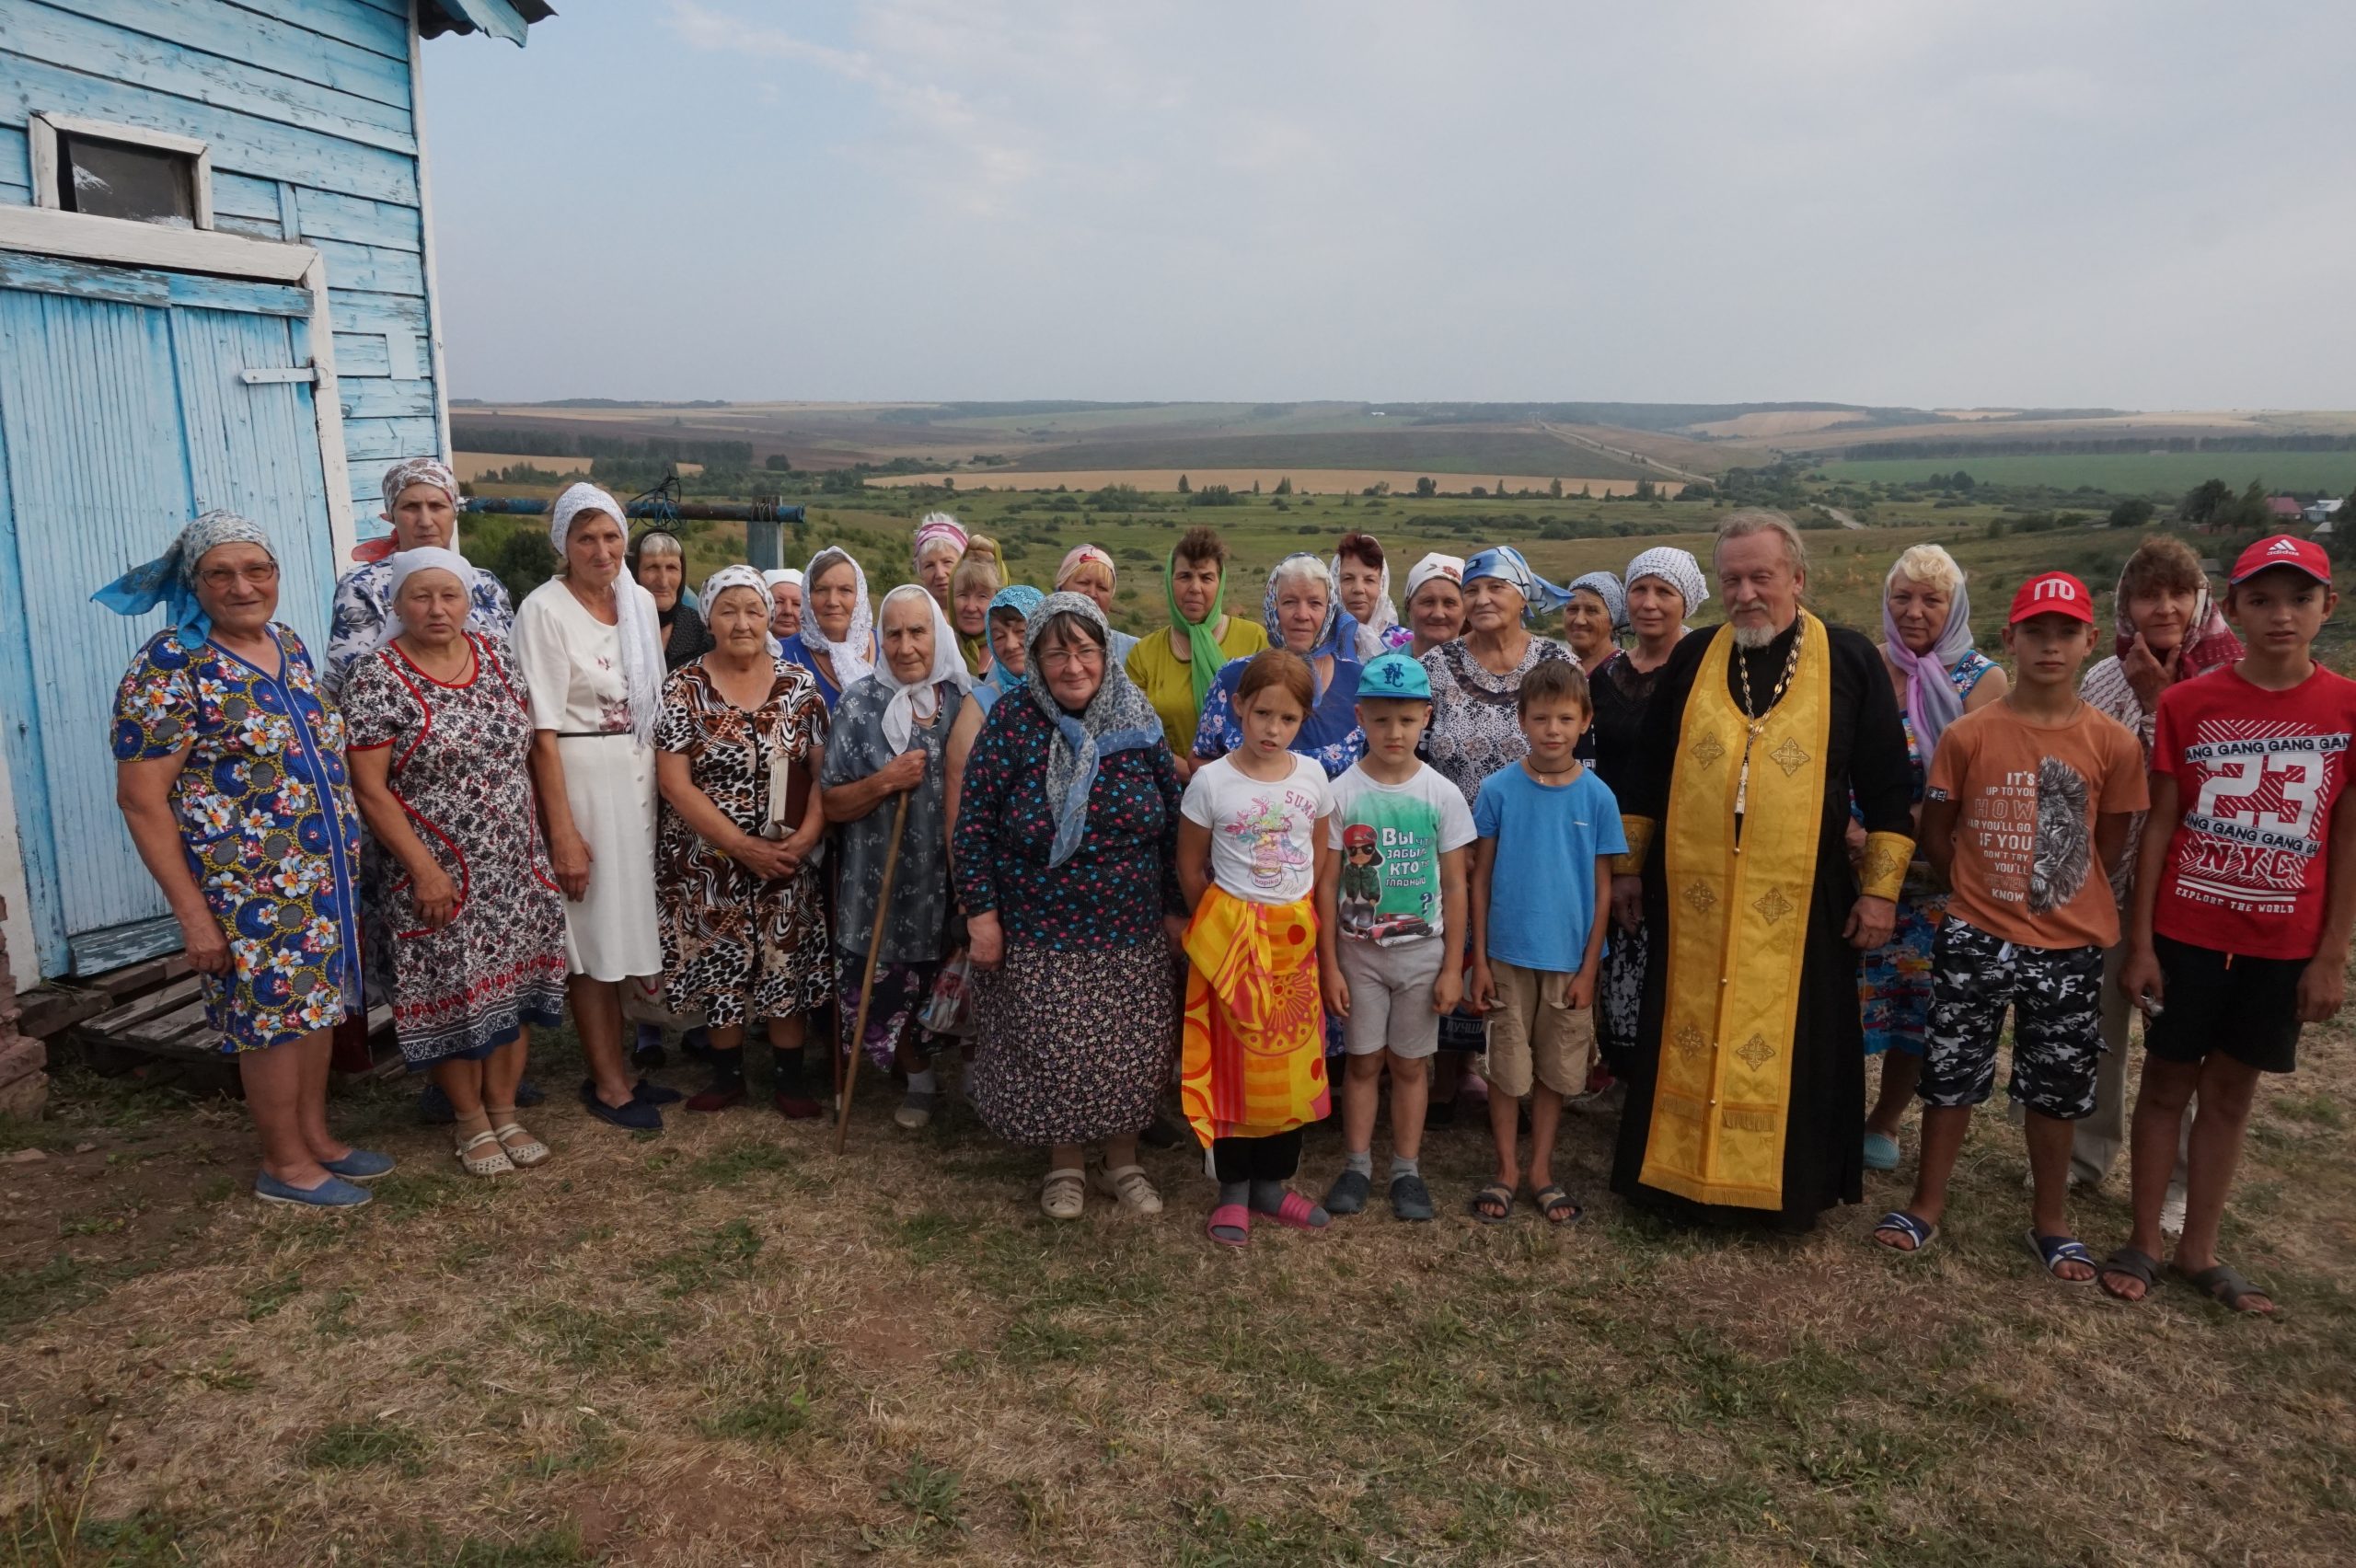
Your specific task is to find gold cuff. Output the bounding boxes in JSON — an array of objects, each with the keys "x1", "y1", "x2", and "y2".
[
  {"x1": 1858, "y1": 831, "x2": 1914, "y2": 903},
  {"x1": 1614, "y1": 815, "x2": 1657, "y2": 877}
]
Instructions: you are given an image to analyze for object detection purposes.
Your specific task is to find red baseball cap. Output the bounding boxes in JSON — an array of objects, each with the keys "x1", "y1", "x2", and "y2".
[
  {"x1": 2008, "y1": 571, "x2": 2096, "y2": 626},
  {"x1": 2229, "y1": 534, "x2": 2332, "y2": 585}
]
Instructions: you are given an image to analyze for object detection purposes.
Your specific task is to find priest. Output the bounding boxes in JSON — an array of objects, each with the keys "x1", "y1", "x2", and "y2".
[{"x1": 1609, "y1": 511, "x2": 1915, "y2": 1232}]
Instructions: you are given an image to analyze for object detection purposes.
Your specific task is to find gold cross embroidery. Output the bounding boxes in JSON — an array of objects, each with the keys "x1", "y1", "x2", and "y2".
[
  {"x1": 1672, "y1": 1023, "x2": 1710, "y2": 1061},
  {"x1": 1735, "y1": 1033, "x2": 1775, "y2": 1071},
  {"x1": 1692, "y1": 734, "x2": 1727, "y2": 769},
  {"x1": 1682, "y1": 881, "x2": 1718, "y2": 915},
  {"x1": 1770, "y1": 737, "x2": 1809, "y2": 777},
  {"x1": 1751, "y1": 885, "x2": 1793, "y2": 925}
]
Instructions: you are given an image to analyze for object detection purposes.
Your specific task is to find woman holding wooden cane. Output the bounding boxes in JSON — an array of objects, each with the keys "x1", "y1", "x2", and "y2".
[{"x1": 821, "y1": 585, "x2": 965, "y2": 1131}]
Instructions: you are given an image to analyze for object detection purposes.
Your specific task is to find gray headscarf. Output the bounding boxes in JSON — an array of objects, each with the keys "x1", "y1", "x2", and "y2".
[{"x1": 1023, "y1": 592, "x2": 1166, "y2": 868}]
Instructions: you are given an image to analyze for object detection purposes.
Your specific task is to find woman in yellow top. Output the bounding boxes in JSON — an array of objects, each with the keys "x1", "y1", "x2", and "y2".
[{"x1": 1124, "y1": 526, "x2": 1266, "y2": 783}]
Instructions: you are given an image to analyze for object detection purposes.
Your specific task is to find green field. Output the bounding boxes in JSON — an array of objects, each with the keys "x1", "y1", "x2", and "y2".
[{"x1": 1822, "y1": 452, "x2": 2356, "y2": 498}]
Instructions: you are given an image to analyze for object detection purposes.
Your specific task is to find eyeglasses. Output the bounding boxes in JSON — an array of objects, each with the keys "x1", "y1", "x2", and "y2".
[
  {"x1": 198, "y1": 563, "x2": 278, "y2": 590},
  {"x1": 1039, "y1": 646, "x2": 1105, "y2": 672}
]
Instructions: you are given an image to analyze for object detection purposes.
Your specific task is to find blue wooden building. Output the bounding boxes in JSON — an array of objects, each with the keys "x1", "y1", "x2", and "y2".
[{"x1": 0, "y1": 1, "x2": 551, "y2": 983}]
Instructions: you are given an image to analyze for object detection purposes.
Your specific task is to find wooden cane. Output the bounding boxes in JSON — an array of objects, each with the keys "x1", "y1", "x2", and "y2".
[{"x1": 834, "y1": 790, "x2": 913, "y2": 1155}]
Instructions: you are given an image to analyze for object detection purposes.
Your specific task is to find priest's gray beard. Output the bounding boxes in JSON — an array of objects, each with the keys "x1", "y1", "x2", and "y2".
[{"x1": 1731, "y1": 620, "x2": 1783, "y2": 650}]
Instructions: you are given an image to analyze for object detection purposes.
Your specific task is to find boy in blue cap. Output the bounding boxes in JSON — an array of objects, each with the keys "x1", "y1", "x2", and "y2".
[{"x1": 1315, "y1": 651, "x2": 1474, "y2": 1220}]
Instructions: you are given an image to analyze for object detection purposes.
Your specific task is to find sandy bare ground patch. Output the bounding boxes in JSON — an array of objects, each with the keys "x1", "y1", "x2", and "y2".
[
  {"x1": 871, "y1": 468, "x2": 1676, "y2": 497},
  {"x1": 454, "y1": 452, "x2": 593, "y2": 480},
  {"x1": 5, "y1": 1014, "x2": 2352, "y2": 1563}
]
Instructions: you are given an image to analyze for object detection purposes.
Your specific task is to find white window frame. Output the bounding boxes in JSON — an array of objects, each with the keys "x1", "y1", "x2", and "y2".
[{"x1": 28, "y1": 112, "x2": 215, "y2": 231}]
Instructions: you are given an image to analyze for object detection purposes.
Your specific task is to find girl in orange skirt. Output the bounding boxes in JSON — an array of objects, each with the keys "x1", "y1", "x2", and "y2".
[{"x1": 1176, "y1": 650, "x2": 1336, "y2": 1246}]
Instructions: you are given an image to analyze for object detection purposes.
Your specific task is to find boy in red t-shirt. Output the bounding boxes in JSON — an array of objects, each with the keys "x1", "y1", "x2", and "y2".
[
  {"x1": 2106, "y1": 536, "x2": 2356, "y2": 1313},
  {"x1": 1873, "y1": 572, "x2": 2146, "y2": 1281}
]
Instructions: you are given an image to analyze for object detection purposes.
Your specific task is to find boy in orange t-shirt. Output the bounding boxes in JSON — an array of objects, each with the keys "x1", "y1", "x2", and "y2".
[{"x1": 1872, "y1": 572, "x2": 2147, "y2": 1281}]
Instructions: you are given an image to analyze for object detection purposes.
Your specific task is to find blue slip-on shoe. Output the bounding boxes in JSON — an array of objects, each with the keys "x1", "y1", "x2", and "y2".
[
  {"x1": 632, "y1": 1078, "x2": 684, "y2": 1106},
  {"x1": 1863, "y1": 1132, "x2": 1901, "y2": 1172},
  {"x1": 322, "y1": 1148, "x2": 396, "y2": 1182},
  {"x1": 418, "y1": 1080, "x2": 456, "y2": 1125},
  {"x1": 514, "y1": 1077, "x2": 547, "y2": 1108},
  {"x1": 254, "y1": 1171, "x2": 374, "y2": 1208},
  {"x1": 581, "y1": 1082, "x2": 663, "y2": 1130}
]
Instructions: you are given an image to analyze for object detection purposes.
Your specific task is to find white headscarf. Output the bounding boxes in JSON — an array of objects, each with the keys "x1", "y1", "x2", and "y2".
[
  {"x1": 374, "y1": 546, "x2": 475, "y2": 651},
  {"x1": 549, "y1": 483, "x2": 663, "y2": 747},
  {"x1": 701, "y1": 564, "x2": 773, "y2": 622},
  {"x1": 1331, "y1": 548, "x2": 1401, "y2": 661},
  {"x1": 763, "y1": 568, "x2": 803, "y2": 592},
  {"x1": 873, "y1": 583, "x2": 970, "y2": 755},
  {"x1": 801, "y1": 546, "x2": 875, "y2": 688},
  {"x1": 1403, "y1": 552, "x2": 1465, "y2": 605}
]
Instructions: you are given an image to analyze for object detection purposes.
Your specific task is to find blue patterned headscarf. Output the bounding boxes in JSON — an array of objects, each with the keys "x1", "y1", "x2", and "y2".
[
  {"x1": 1023, "y1": 592, "x2": 1164, "y2": 868},
  {"x1": 1464, "y1": 545, "x2": 1571, "y2": 625},
  {"x1": 1263, "y1": 552, "x2": 1361, "y2": 664},
  {"x1": 91, "y1": 511, "x2": 276, "y2": 651}
]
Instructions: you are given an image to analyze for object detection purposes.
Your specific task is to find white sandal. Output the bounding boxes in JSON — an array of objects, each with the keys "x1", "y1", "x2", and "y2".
[
  {"x1": 1091, "y1": 1163, "x2": 1162, "y2": 1215},
  {"x1": 455, "y1": 1129, "x2": 514, "y2": 1178},
  {"x1": 1041, "y1": 1167, "x2": 1087, "y2": 1220},
  {"x1": 488, "y1": 1117, "x2": 549, "y2": 1168}
]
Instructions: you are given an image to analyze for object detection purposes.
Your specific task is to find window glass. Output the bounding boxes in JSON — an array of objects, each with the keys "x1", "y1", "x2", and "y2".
[{"x1": 58, "y1": 133, "x2": 196, "y2": 227}]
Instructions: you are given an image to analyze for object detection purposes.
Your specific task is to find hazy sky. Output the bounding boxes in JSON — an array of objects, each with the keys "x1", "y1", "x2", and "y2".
[{"x1": 422, "y1": 2, "x2": 2354, "y2": 409}]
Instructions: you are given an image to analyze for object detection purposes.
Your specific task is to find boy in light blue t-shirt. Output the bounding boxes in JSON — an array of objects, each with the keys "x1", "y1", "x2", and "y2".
[{"x1": 1468, "y1": 659, "x2": 1625, "y2": 1226}]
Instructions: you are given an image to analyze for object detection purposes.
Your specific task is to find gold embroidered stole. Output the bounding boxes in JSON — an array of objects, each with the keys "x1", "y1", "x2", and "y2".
[{"x1": 1639, "y1": 614, "x2": 1833, "y2": 1211}]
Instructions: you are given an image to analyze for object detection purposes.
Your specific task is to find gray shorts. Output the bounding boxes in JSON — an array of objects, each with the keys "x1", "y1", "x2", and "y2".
[{"x1": 1336, "y1": 938, "x2": 1447, "y2": 1059}]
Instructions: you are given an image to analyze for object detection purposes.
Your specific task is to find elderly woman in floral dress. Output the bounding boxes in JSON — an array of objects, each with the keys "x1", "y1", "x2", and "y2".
[
  {"x1": 656, "y1": 567, "x2": 834, "y2": 1120},
  {"x1": 323, "y1": 457, "x2": 513, "y2": 699},
  {"x1": 344, "y1": 548, "x2": 569, "y2": 1176},
  {"x1": 98, "y1": 512, "x2": 387, "y2": 1207},
  {"x1": 1193, "y1": 553, "x2": 1367, "y2": 778},
  {"x1": 957, "y1": 593, "x2": 1186, "y2": 1218}
]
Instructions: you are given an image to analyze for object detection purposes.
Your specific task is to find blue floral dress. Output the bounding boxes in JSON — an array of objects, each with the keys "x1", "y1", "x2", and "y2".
[
  {"x1": 110, "y1": 626, "x2": 364, "y2": 1052},
  {"x1": 1192, "y1": 654, "x2": 1367, "y2": 778},
  {"x1": 1859, "y1": 650, "x2": 1996, "y2": 1057}
]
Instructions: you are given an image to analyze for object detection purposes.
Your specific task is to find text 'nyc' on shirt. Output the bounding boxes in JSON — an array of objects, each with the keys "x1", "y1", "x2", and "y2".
[
  {"x1": 1324, "y1": 763, "x2": 1476, "y2": 946},
  {"x1": 2153, "y1": 664, "x2": 2356, "y2": 961},
  {"x1": 1923, "y1": 700, "x2": 2147, "y2": 951}
]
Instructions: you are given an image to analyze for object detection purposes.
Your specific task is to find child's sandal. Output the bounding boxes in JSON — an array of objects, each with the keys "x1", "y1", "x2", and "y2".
[
  {"x1": 485, "y1": 1110, "x2": 549, "y2": 1168},
  {"x1": 454, "y1": 1129, "x2": 514, "y2": 1178}
]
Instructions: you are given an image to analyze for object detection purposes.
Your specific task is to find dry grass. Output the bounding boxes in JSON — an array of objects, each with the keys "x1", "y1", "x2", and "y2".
[{"x1": 3, "y1": 1019, "x2": 2352, "y2": 1566}]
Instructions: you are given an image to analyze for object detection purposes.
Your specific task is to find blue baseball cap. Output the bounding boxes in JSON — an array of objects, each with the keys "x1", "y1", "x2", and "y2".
[{"x1": 1359, "y1": 651, "x2": 1432, "y2": 700}]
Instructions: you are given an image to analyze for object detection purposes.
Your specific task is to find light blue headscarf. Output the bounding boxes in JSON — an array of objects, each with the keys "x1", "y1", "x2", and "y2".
[
  {"x1": 1569, "y1": 571, "x2": 1628, "y2": 632},
  {"x1": 1264, "y1": 552, "x2": 1361, "y2": 665},
  {"x1": 985, "y1": 583, "x2": 1046, "y2": 694},
  {"x1": 1023, "y1": 592, "x2": 1163, "y2": 868},
  {"x1": 1464, "y1": 545, "x2": 1571, "y2": 625},
  {"x1": 91, "y1": 511, "x2": 276, "y2": 651}
]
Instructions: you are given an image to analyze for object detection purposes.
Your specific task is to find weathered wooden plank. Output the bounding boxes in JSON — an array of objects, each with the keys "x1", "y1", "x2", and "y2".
[
  {"x1": 46, "y1": 0, "x2": 414, "y2": 109},
  {"x1": 0, "y1": 124, "x2": 28, "y2": 190},
  {"x1": 78, "y1": 973, "x2": 202, "y2": 1035},
  {"x1": 326, "y1": 287, "x2": 427, "y2": 335},
  {"x1": 308, "y1": 235, "x2": 424, "y2": 296},
  {"x1": 125, "y1": 996, "x2": 213, "y2": 1044},
  {"x1": 214, "y1": 212, "x2": 283, "y2": 240},
  {"x1": 10, "y1": 4, "x2": 417, "y2": 154},
  {"x1": 0, "y1": 253, "x2": 311, "y2": 316},
  {"x1": 210, "y1": 169, "x2": 281, "y2": 219},
  {"x1": 343, "y1": 414, "x2": 440, "y2": 461},
  {"x1": 166, "y1": 271, "x2": 313, "y2": 317},
  {"x1": 340, "y1": 375, "x2": 433, "y2": 420},
  {"x1": 249, "y1": 0, "x2": 410, "y2": 63},
  {"x1": 290, "y1": 187, "x2": 420, "y2": 252},
  {"x1": 331, "y1": 329, "x2": 391, "y2": 375},
  {"x1": 0, "y1": 53, "x2": 421, "y2": 204}
]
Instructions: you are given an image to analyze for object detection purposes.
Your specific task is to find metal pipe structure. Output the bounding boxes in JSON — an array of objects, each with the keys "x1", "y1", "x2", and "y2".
[{"x1": 460, "y1": 497, "x2": 807, "y2": 570}]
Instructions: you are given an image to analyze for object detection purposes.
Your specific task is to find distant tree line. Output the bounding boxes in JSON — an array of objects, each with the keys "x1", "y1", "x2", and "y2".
[{"x1": 1826, "y1": 434, "x2": 2356, "y2": 462}]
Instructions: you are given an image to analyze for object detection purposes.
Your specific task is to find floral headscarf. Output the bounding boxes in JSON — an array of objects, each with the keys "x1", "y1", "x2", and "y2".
[
  {"x1": 353, "y1": 457, "x2": 462, "y2": 563},
  {"x1": 2112, "y1": 561, "x2": 2241, "y2": 679},
  {"x1": 1022, "y1": 592, "x2": 1164, "y2": 868},
  {"x1": 701, "y1": 564, "x2": 773, "y2": 623},
  {"x1": 800, "y1": 547, "x2": 876, "y2": 688},
  {"x1": 92, "y1": 510, "x2": 277, "y2": 651}
]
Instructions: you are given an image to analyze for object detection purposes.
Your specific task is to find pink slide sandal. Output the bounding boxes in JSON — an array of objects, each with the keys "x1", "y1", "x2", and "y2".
[{"x1": 1207, "y1": 1203, "x2": 1252, "y2": 1248}]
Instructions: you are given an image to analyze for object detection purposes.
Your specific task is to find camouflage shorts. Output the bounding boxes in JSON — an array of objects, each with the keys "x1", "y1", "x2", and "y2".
[{"x1": 1921, "y1": 917, "x2": 2106, "y2": 1120}]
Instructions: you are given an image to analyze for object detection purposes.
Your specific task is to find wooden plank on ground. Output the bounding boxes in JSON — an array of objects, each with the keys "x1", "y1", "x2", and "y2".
[{"x1": 79, "y1": 974, "x2": 203, "y2": 1036}]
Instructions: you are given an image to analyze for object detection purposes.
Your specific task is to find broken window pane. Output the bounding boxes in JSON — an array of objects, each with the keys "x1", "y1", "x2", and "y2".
[{"x1": 58, "y1": 134, "x2": 197, "y2": 228}]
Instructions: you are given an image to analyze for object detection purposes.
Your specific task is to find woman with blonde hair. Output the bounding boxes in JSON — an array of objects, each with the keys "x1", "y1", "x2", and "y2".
[
  {"x1": 949, "y1": 534, "x2": 1005, "y2": 678},
  {"x1": 1854, "y1": 542, "x2": 2007, "y2": 1170}
]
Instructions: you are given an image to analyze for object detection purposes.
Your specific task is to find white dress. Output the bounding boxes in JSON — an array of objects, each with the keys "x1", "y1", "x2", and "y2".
[{"x1": 513, "y1": 578, "x2": 663, "y2": 982}]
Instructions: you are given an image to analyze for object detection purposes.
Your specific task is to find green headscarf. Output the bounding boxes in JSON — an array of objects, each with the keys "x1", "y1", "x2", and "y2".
[{"x1": 1166, "y1": 545, "x2": 1226, "y2": 711}]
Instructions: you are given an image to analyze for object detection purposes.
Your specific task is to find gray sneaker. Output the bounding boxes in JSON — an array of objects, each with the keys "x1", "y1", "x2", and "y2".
[{"x1": 1389, "y1": 1172, "x2": 1436, "y2": 1222}]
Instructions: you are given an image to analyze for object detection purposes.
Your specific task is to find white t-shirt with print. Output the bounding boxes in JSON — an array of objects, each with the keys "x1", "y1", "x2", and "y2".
[{"x1": 1182, "y1": 753, "x2": 1334, "y2": 906}]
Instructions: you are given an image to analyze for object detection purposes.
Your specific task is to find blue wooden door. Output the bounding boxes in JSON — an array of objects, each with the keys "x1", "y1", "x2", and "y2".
[{"x1": 0, "y1": 259, "x2": 338, "y2": 977}]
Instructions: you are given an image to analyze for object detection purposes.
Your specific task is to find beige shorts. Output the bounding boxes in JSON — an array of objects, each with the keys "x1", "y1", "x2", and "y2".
[{"x1": 1481, "y1": 959, "x2": 1593, "y2": 1099}]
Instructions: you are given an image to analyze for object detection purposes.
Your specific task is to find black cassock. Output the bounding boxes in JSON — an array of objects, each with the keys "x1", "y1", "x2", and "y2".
[{"x1": 1609, "y1": 617, "x2": 1915, "y2": 1233}]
